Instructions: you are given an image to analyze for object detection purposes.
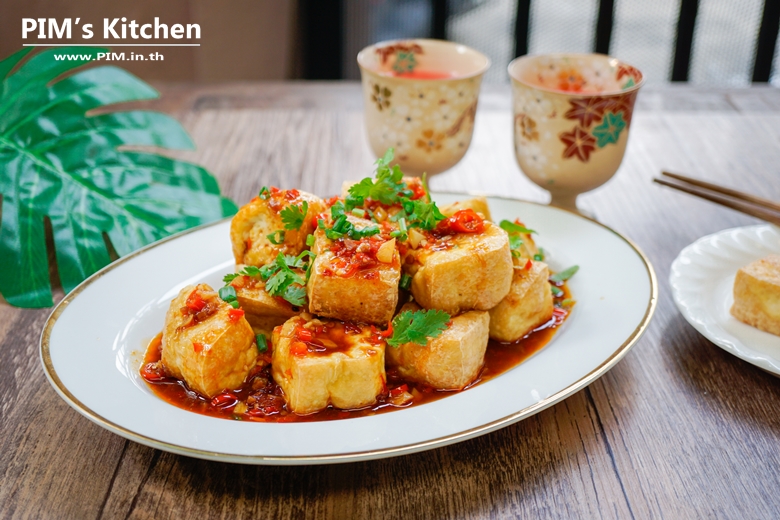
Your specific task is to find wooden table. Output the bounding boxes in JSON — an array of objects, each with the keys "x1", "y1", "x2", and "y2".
[{"x1": 3, "y1": 82, "x2": 780, "y2": 519}]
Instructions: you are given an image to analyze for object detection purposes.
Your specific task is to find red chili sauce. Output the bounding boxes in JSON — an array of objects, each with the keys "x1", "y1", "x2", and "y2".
[{"x1": 141, "y1": 282, "x2": 573, "y2": 423}]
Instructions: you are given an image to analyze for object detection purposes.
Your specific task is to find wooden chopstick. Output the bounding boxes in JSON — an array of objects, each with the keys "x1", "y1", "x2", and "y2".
[
  {"x1": 661, "y1": 171, "x2": 780, "y2": 212},
  {"x1": 653, "y1": 175, "x2": 780, "y2": 226}
]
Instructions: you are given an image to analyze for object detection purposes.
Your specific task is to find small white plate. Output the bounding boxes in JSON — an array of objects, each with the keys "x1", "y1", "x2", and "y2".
[
  {"x1": 41, "y1": 194, "x2": 657, "y2": 465},
  {"x1": 670, "y1": 225, "x2": 780, "y2": 375}
]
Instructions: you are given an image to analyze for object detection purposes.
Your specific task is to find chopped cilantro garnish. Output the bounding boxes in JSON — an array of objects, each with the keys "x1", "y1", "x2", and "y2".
[
  {"x1": 550, "y1": 265, "x2": 579, "y2": 283},
  {"x1": 256, "y1": 334, "x2": 269, "y2": 353},
  {"x1": 267, "y1": 230, "x2": 285, "y2": 245},
  {"x1": 258, "y1": 252, "x2": 311, "y2": 307},
  {"x1": 259, "y1": 186, "x2": 270, "y2": 200},
  {"x1": 388, "y1": 309, "x2": 450, "y2": 347},
  {"x1": 508, "y1": 234, "x2": 524, "y2": 251},
  {"x1": 223, "y1": 266, "x2": 261, "y2": 284},
  {"x1": 500, "y1": 220, "x2": 536, "y2": 235},
  {"x1": 402, "y1": 198, "x2": 445, "y2": 230},
  {"x1": 280, "y1": 201, "x2": 308, "y2": 230},
  {"x1": 347, "y1": 148, "x2": 407, "y2": 207}
]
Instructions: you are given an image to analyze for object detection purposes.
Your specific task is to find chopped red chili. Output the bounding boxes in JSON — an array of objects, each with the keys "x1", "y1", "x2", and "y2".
[
  {"x1": 435, "y1": 209, "x2": 485, "y2": 235},
  {"x1": 228, "y1": 308, "x2": 245, "y2": 323}
]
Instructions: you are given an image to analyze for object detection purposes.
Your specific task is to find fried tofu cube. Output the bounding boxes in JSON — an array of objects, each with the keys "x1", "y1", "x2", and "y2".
[
  {"x1": 440, "y1": 197, "x2": 493, "y2": 221},
  {"x1": 731, "y1": 255, "x2": 780, "y2": 335},
  {"x1": 307, "y1": 219, "x2": 401, "y2": 324},
  {"x1": 386, "y1": 303, "x2": 489, "y2": 390},
  {"x1": 161, "y1": 284, "x2": 257, "y2": 398},
  {"x1": 230, "y1": 188, "x2": 326, "y2": 267},
  {"x1": 227, "y1": 269, "x2": 301, "y2": 338},
  {"x1": 489, "y1": 260, "x2": 554, "y2": 342},
  {"x1": 408, "y1": 221, "x2": 513, "y2": 313},
  {"x1": 272, "y1": 316, "x2": 386, "y2": 414}
]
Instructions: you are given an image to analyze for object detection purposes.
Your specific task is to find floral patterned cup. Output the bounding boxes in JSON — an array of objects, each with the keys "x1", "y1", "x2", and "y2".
[
  {"x1": 508, "y1": 53, "x2": 643, "y2": 213},
  {"x1": 358, "y1": 39, "x2": 490, "y2": 176}
]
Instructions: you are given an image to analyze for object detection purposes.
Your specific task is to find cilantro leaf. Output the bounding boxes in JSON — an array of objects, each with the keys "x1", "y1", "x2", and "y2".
[
  {"x1": 283, "y1": 284, "x2": 307, "y2": 307},
  {"x1": 508, "y1": 234, "x2": 524, "y2": 251},
  {"x1": 404, "y1": 199, "x2": 445, "y2": 230},
  {"x1": 281, "y1": 201, "x2": 308, "y2": 230},
  {"x1": 550, "y1": 265, "x2": 579, "y2": 283},
  {"x1": 347, "y1": 149, "x2": 406, "y2": 207},
  {"x1": 388, "y1": 309, "x2": 451, "y2": 347},
  {"x1": 500, "y1": 220, "x2": 536, "y2": 235},
  {"x1": 223, "y1": 273, "x2": 239, "y2": 284}
]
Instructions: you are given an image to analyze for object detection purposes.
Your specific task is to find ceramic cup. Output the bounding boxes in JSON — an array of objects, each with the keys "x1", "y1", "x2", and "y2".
[
  {"x1": 358, "y1": 39, "x2": 490, "y2": 176},
  {"x1": 508, "y1": 53, "x2": 644, "y2": 213}
]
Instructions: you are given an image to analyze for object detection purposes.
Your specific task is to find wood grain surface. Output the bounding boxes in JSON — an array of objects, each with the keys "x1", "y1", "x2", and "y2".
[{"x1": 3, "y1": 83, "x2": 780, "y2": 519}]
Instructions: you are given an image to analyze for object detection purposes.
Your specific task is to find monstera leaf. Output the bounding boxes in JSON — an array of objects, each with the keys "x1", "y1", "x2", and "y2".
[{"x1": 0, "y1": 47, "x2": 237, "y2": 308}]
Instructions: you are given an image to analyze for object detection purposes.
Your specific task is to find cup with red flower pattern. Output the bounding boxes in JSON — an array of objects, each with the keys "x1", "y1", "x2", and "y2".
[
  {"x1": 358, "y1": 39, "x2": 490, "y2": 176},
  {"x1": 508, "y1": 53, "x2": 643, "y2": 214}
]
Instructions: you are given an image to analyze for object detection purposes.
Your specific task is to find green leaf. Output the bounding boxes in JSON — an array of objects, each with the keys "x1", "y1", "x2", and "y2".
[
  {"x1": 280, "y1": 200, "x2": 308, "y2": 230},
  {"x1": 500, "y1": 220, "x2": 536, "y2": 235},
  {"x1": 0, "y1": 48, "x2": 236, "y2": 307},
  {"x1": 550, "y1": 265, "x2": 579, "y2": 283},
  {"x1": 388, "y1": 309, "x2": 450, "y2": 347}
]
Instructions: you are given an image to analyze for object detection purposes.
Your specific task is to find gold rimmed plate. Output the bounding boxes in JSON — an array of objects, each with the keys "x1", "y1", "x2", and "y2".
[{"x1": 41, "y1": 193, "x2": 657, "y2": 465}]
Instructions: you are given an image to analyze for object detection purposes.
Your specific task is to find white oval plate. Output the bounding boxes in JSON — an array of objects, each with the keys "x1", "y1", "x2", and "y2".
[
  {"x1": 41, "y1": 194, "x2": 656, "y2": 465},
  {"x1": 670, "y1": 225, "x2": 780, "y2": 375}
]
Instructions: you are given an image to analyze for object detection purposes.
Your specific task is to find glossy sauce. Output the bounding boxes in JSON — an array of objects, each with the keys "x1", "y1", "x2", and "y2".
[{"x1": 141, "y1": 282, "x2": 573, "y2": 422}]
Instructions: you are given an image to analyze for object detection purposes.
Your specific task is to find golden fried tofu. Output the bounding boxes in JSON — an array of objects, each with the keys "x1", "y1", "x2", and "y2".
[
  {"x1": 272, "y1": 315, "x2": 386, "y2": 414},
  {"x1": 230, "y1": 188, "x2": 326, "y2": 267},
  {"x1": 731, "y1": 255, "x2": 780, "y2": 335},
  {"x1": 386, "y1": 303, "x2": 489, "y2": 390},
  {"x1": 161, "y1": 284, "x2": 257, "y2": 398},
  {"x1": 227, "y1": 268, "x2": 301, "y2": 338},
  {"x1": 489, "y1": 260, "x2": 554, "y2": 342},
  {"x1": 307, "y1": 218, "x2": 401, "y2": 324},
  {"x1": 440, "y1": 197, "x2": 493, "y2": 221},
  {"x1": 407, "y1": 221, "x2": 513, "y2": 314}
]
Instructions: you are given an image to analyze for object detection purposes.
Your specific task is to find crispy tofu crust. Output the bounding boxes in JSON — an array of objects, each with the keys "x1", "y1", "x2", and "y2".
[
  {"x1": 408, "y1": 221, "x2": 513, "y2": 313},
  {"x1": 161, "y1": 284, "x2": 257, "y2": 398},
  {"x1": 272, "y1": 316, "x2": 386, "y2": 414},
  {"x1": 307, "y1": 221, "x2": 401, "y2": 324},
  {"x1": 440, "y1": 197, "x2": 493, "y2": 221},
  {"x1": 386, "y1": 303, "x2": 489, "y2": 389},
  {"x1": 489, "y1": 260, "x2": 554, "y2": 342},
  {"x1": 233, "y1": 276, "x2": 301, "y2": 338},
  {"x1": 731, "y1": 255, "x2": 780, "y2": 335},
  {"x1": 230, "y1": 189, "x2": 325, "y2": 267}
]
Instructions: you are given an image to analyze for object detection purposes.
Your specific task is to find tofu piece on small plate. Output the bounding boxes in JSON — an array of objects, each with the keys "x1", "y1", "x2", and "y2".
[
  {"x1": 161, "y1": 284, "x2": 257, "y2": 398},
  {"x1": 272, "y1": 316, "x2": 387, "y2": 414},
  {"x1": 406, "y1": 220, "x2": 513, "y2": 314},
  {"x1": 307, "y1": 217, "x2": 401, "y2": 324},
  {"x1": 230, "y1": 188, "x2": 325, "y2": 267},
  {"x1": 731, "y1": 254, "x2": 780, "y2": 336},
  {"x1": 489, "y1": 259, "x2": 554, "y2": 342},
  {"x1": 386, "y1": 303, "x2": 489, "y2": 390}
]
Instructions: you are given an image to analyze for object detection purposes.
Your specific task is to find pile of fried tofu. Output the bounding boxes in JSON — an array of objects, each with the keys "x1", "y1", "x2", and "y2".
[{"x1": 160, "y1": 186, "x2": 556, "y2": 415}]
